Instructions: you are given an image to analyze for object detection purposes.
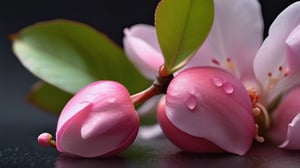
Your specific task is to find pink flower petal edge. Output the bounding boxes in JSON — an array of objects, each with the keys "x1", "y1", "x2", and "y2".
[
  {"x1": 269, "y1": 86, "x2": 300, "y2": 149},
  {"x1": 279, "y1": 113, "x2": 300, "y2": 149},
  {"x1": 123, "y1": 24, "x2": 164, "y2": 80}
]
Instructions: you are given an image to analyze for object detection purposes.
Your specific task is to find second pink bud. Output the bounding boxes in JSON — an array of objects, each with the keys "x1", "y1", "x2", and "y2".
[{"x1": 158, "y1": 67, "x2": 255, "y2": 155}]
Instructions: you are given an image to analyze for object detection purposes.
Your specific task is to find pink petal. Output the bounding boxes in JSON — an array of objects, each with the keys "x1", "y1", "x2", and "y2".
[
  {"x1": 160, "y1": 67, "x2": 255, "y2": 155},
  {"x1": 286, "y1": 24, "x2": 300, "y2": 72},
  {"x1": 254, "y1": 2, "x2": 300, "y2": 103},
  {"x1": 56, "y1": 81, "x2": 118, "y2": 132},
  {"x1": 56, "y1": 81, "x2": 139, "y2": 158},
  {"x1": 158, "y1": 96, "x2": 224, "y2": 153},
  {"x1": 123, "y1": 24, "x2": 164, "y2": 80},
  {"x1": 184, "y1": 0, "x2": 263, "y2": 82},
  {"x1": 80, "y1": 109, "x2": 126, "y2": 140},
  {"x1": 279, "y1": 114, "x2": 300, "y2": 149},
  {"x1": 268, "y1": 86, "x2": 300, "y2": 149}
]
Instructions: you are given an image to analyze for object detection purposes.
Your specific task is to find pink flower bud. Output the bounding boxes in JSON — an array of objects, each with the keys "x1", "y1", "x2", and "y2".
[
  {"x1": 56, "y1": 81, "x2": 139, "y2": 158},
  {"x1": 37, "y1": 132, "x2": 54, "y2": 147},
  {"x1": 158, "y1": 67, "x2": 255, "y2": 155}
]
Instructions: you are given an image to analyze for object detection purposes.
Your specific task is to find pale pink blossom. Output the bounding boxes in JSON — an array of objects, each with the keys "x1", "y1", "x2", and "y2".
[
  {"x1": 123, "y1": 0, "x2": 300, "y2": 151},
  {"x1": 188, "y1": 1, "x2": 300, "y2": 150},
  {"x1": 124, "y1": 0, "x2": 261, "y2": 154}
]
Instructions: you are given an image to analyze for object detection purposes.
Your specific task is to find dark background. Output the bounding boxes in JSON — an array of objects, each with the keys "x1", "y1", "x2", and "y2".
[{"x1": 0, "y1": 0, "x2": 299, "y2": 167}]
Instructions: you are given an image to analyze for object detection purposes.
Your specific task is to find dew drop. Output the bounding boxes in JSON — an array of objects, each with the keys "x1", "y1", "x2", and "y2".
[
  {"x1": 185, "y1": 95, "x2": 198, "y2": 111},
  {"x1": 223, "y1": 82, "x2": 234, "y2": 94},
  {"x1": 211, "y1": 76, "x2": 224, "y2": 87}
]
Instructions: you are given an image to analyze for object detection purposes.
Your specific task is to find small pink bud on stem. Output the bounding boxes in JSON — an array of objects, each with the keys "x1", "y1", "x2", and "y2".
[{"x1": 37, "y1": 132, "x2": 56, "y2": 148}]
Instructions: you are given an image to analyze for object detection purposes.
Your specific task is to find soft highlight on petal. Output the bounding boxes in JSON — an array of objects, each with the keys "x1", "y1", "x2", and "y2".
[
  {"x1": 161, "y1": 67, "x2": 255, "y2": 155},
  {"x1": 80, "y1": 111, "x2": 124, "y2": 140},
  {"x1": 123, "y1": 24, "x2": 164, "y2": 79},
  {"x1": 185, "y1": 0, "x2": 263, "y2": 82}
]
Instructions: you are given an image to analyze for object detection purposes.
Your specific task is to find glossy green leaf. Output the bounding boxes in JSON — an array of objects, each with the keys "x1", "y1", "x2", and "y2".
[
  {"x1": 27, "y1": 81, "x2": 73, "y2": 114},
  {"x1": 155, "y1": 0, "x2": 214, "y2": 73},
  {"x1": 12, "y1": 19, "x2": 150, "y2": 95}
]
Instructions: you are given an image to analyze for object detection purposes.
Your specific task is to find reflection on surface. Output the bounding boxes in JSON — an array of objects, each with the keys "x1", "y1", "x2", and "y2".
[
  {"x1": 158, "y1": 144, "x2": 300, "y2": 168},
  {"x1": 53, "y1": 140, "x2": 300, "y2": 168},
  {"x1": 158, "y1": 151, "x2": 255, "y2": 168},
  {"x1": 56, "y1": 155, "x2": 126, "y2": 168}
]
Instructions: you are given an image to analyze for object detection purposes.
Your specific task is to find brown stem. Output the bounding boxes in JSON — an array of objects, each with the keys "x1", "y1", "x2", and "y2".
[
  {"x1": 131, "y1": 84, "x2": 161, "y2": 105},
  {"x1": 131, "y1": 65, "x2": 174, "y2": 105}
]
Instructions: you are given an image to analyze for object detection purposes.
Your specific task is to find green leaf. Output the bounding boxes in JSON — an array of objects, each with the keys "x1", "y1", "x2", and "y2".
[
  {"x1": 27, "y1": 81, "x2": 73, "y2": 114},
  {"x1": 155, "y1": 0, "x2": 214, "y2": 73},
  {"x1": 12, "y1": 19, "x2": 150, "y2": 95}
]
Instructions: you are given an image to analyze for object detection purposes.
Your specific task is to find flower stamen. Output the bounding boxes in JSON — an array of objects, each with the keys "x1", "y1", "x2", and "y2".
[
  {"x1": 248, "y1": 88, "x2": 260, "y2": 105},
  {"x1": 210, "y1": 57, "x2": 235, "y2": 74},
  {"x1": 226, "y1": 58, "x2": 235, "y2": 72},
  {"x1": 248, "y1": 89, "x2": 271, "y2": 143},
  {"x1": 254, "y1": 124, "x2": 264, "y2": 143},
  {"x1": 254, "y1": 102, "x2": 270, "y2": 129},
  {"x1": 267, "y1": 65, "x2": 289, "y2": 90}
]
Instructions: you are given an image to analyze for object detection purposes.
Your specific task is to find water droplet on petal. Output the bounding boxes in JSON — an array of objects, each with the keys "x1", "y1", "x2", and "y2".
[
  {"x1": 211, "y1": 76, "x2": 224, "y2": 87},
  {"x1": 223, "y1": 82, "x2": 234, "y2": 94},
  {"x1": 185, "y1": 95, "x2": 198, "y2": 111}
]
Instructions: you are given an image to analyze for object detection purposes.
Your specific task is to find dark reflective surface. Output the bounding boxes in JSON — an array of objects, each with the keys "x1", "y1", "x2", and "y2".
[
  {"x1": 55, "y1": 142, "x2": 300, "y2": 168},
  {"x1": 2, "y1": 135, "x2": 300, "y2": 168},
  {"x1": 1, "y1": 0, "x2": 300, "y2": 167}
]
